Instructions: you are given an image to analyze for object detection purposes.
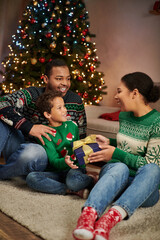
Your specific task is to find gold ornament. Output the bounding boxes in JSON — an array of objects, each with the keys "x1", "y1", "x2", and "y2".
[
  {"x1": 50, "y1": 42, "x2": 56, "y2": 48},
  {"x1": 31, "y1": 58, "x2": 37, "y2": 65},
  {"x1": 86, "y1": 36, "x2": 91, "y2": 42}
]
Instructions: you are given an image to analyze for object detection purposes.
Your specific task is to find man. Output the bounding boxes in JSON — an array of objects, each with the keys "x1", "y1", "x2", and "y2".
[{"x1": 0, "y1": 58, "x2": 87, "y2": 180}]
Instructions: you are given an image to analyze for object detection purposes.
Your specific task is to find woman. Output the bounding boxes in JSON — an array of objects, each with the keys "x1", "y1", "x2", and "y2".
[{"x1": 73, "y1": 72, "x2": 160, "y2": 240}]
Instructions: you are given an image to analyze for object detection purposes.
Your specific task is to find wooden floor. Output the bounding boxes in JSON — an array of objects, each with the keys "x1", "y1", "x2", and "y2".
[{"x1": 0, "y1": 157, "x2": 43, "y2": 240}]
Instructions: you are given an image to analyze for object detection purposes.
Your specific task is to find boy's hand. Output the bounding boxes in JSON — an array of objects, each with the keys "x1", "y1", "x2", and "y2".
[
  {"x1": 29, "y1": 124, "x2": 56, "y2": 145},
  {"x1": 65, "y1": 155, "x2": 78, "y2": 169}
]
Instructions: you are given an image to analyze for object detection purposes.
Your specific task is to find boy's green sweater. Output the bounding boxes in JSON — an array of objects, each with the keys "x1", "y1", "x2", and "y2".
[{"x1": 37, "y1": 121, "x2": 85, "y2": 172}]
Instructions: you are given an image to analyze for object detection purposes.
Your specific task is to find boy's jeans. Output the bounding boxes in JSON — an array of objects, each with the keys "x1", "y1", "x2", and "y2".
[
  {"x1": 0, "y1": 121, "x2": 48, "y2": 179},
  {"x1": 26, "y1": 168, "x2": 94, "y2": 195},
  {"x1": 84, "y1": 162, "x2": 160, "y2": 218}
]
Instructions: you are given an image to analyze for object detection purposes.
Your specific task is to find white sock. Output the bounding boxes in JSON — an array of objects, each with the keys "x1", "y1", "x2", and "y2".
[
  {"x1": 73, "y1": 229, "x2": 93, "y2": 239},
  {"x1": 111, "y1": 205, "x2": 127, "y2": 219},
  {"x1": 95, "y1": 233, "x2": 106, "y2": 240}
]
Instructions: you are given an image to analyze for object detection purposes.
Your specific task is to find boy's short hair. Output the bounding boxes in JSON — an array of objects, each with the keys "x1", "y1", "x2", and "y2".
[
  {"x1": 36, "y1": 90, "x2": 63, "y2": 115},
  {"x1": 45, "y1": 58, "x2": 68, "y2": 78}
]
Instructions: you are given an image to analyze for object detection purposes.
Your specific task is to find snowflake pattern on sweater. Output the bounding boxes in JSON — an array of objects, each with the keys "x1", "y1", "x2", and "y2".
[{"x1": 111, "y1": 110, "x2": 160, "y2": 176}]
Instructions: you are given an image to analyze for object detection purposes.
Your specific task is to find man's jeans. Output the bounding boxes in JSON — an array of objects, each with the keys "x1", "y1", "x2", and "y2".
[
  {"x1": 0, "y1": 121, "x2": 48, "y2": 179},
  {"x1": 26, "y1": 168, "x2": 94, "y2": 195},
  {"x1": 84, "y1": 162, "x2": 160, "y2": 218}
]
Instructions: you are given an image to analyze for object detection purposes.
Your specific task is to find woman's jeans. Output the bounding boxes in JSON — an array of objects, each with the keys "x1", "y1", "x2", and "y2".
[
  {"x1": 0, "y1": 121, "x2": 48, "y2": 179},
  {"x1": 26, "y1": 168, "x2": 94, "y2": 195},
  {"x1": 84, "y1": 162, "x2": 160, "y2": 218}
]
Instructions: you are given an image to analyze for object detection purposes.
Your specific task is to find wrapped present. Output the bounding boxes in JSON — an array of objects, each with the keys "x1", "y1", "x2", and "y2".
[{"x1": 72, "y1": 135, "x2": 101, "y2": 166}]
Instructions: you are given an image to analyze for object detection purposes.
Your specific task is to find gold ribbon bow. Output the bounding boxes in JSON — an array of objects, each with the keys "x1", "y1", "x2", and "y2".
[{"x1": 72, "y1": 135, "x2": 97, "y2": 164}]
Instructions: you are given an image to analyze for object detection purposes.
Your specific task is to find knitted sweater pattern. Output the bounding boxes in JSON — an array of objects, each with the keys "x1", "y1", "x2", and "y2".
[
  {"x1": 110, "y1": 110, "x2": 160, "y2": 176},
  {"x1": 39, "y1": 121, "x2": 81, "y2": 172}
]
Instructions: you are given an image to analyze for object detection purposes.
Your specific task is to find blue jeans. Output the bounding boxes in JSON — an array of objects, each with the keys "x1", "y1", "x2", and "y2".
[
  {"x1": 84, "y1": 162, "x2": 160, "y2": 218},
  {"x1": 26, "y1": 168, "x2": 94, "y2": 195},
  {"x1": 0, "y1": 121, "x2": 48, "y2": 179}
]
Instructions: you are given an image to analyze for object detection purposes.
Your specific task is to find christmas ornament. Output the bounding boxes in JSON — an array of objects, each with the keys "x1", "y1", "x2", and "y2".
[
  {"x1": 41, "y1": 23, "x2": 47, "y2": 28},
  {"x1": 45, "y1": 32, "x2": 52, "y2": 38},
  {"x1": 86, "y1": 36, "x2": 91, "y2": 42},
  {"x1": 90, "y1": 66, "x2": 95, "y2": 72},
  {"x1": 57, "y1": 18, "x2": 61, "y2": 23},
  {"x1": 39, "y1": 57, "x2": 45, "y2": 63},
  {"x1": 83, "y1": 92, "x2": 88, "y2": 98},
  {"x1": 30, "y1": 18, "x2": 36, "y2": 24},
  {"x1": 50, "y1": 42, "x2": 56, "y2": 48},
  {"x1": 31, "y1": 58, "x2": 37, "y2": 65},
  {"x1": 65, "y1": 25, "x2": 70, "y2": 31},
  {"x1": 77, "y1": 76, "x2": 83, "y2": 81},
  {"x1": 79, "y1": 61, "x2": 83, "y2": 66}
]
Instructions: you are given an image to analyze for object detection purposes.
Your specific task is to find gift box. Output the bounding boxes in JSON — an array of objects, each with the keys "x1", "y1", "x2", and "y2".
[{"x1": 72, "y1": 135, "x2": 101, "y2": 166}]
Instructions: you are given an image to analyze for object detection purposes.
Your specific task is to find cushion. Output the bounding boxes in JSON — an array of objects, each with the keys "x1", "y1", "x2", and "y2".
[{"x1": 99, "y1": 111, "x2": 120, "y2": 121}]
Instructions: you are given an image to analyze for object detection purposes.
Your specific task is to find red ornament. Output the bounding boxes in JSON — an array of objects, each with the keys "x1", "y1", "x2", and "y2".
[
  {"x1": 57, "y1": 18, "x2": 61, "y2": 23},
  {"x1": 82, "y1": 30, "x2": 87, "y2": 36},
  {"x1": 65, "y1": 25, "x2": 70, "y2": 31},
  {"x1": 39, "y1": 57, "x2": 45, "y2": 63},
  {"x1": 79, "y1": 61, "x2": 83, "y2": 66},
  {"x1": 30, "y1": 18, "x2": 36, "y2": 24},
  {"x1": 93, "y1": 97, "x2": 97, "y2": 101},
  {"x1": 44, "y1": 3, "x2": 48, "y2": 7},
  {"x1": 21, "y1": 30, "x2": 27, "y2": 39},
  {"x1": 78, "y1": 92, "x2": 82, "y2": 97},
  {"x1": 90, "y1": 66, "x2": 95, "y2": 72},
  {"x1": 63, "y1": 46, "x2": 68, "y2": 55},
  {"x1": 48, "y1": 58, "x2": 52, "y2": 62},
  {"x1": 77, "y1": 76, "x2": 83, "y2": 81},
  {"x1": 51, "y1": 0, "x2": 55, "y2": 3},
  {"x1": 84, "y1": 53, "x2": 89, "y2": 59},
  {"x1": 83, "y1": 92, "x2": 88, "y2": 99},
  {"x1": 81, "y1": 37, "x2": 85, "y2": 42},
  {"x1": 45, "y1": 32, "x2": 52, "y2": 38}
]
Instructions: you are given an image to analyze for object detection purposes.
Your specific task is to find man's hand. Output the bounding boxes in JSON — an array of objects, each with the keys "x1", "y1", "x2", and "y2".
[
  {"x1": 65, "y1": 155, "x2": 78, "y2": 169},
  {"x1": 29, "y1": 124, "x2": 56, "y2": 145},
  {"x1": 88, "y1": 145, "x2": 115, "y2": 163}
]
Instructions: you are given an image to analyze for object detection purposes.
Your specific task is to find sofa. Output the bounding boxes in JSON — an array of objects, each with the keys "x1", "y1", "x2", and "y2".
[{"x1": 85, "y1": 99, "x2": 160, "y2": 139}]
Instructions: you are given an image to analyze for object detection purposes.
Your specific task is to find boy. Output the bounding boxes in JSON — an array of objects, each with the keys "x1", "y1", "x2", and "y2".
[{"x1": 26, "y1": 90, "x2": 93, "y2": 198}]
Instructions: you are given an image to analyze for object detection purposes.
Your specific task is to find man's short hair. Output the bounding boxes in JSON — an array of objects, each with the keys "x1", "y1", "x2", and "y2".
[{"x1": 45, "y1": 58, "x2": 68, "y2": 78}]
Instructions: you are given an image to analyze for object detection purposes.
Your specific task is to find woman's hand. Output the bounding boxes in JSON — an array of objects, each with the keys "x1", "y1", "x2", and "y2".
[
  {"x1": 65, "y1": 155, "x2": 78, "y2": 169},
  {"x1": 88, "y1": 145, "x2": 115, "y2": 163},
  {"x1": 96, "y1": 135, "x2": 110, "y2": 145}
]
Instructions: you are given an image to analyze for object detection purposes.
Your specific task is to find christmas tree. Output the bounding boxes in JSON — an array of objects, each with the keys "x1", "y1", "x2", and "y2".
[{"x1": 1, "y1": 0, "x2": 106, "y2": 105}]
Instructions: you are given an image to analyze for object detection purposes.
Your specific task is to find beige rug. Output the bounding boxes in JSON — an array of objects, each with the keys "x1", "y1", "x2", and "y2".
[{"x1": 0, "y1": 178, "x2": 160, "y2": 240}]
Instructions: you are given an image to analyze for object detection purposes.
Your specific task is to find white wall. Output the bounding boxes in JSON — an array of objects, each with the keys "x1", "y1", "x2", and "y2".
[{"x1": 85, "y1": 0, "x2": 160, "y2": 106}]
